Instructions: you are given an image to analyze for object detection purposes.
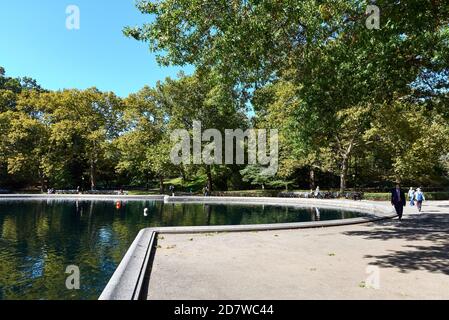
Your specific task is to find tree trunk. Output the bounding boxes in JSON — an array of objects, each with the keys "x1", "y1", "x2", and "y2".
[
  {"x1": 340, "y1": 156, "x2": 348, "y2": 193},
  {"x1": 39, "y1": 170, "x2": 45, "y2": 193},
  {"x1": 206, "y1": 165, "x2": 212, "y2": 192},
  {"x1": 180, "y1": 166, "x2": 186, "y2": 183},
  {"x1": 90, "y1": 159, "x2": 96, "y2": 191},
  {"x1": 146, "y1": 174, "x2": 150, "y2": 191},
  {"x1": 159, "y1": 176, "x2": 165, "y2": 194},
  {"x1": 335, "y1": 136, "x2": 354, "y2": 194},
  {"x1": 205, "y1": 205, "x2": 212, "y2": 225},
  {"x1": 309, "y1": 168, "x2": 316, "y2": 190}
]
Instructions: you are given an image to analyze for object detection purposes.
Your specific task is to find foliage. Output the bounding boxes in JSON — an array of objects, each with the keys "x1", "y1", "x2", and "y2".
[{"x1": 1, "y1": 2, "x2": 449, "y2": 191}]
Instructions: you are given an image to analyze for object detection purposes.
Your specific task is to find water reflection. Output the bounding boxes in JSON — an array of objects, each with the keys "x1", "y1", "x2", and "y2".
[
  {"x1": 315, "y1": 208, "x2": 321, "y2": 221},
  {"x1": 0, "y1": 200, "x2": 364, "y2": 300}
]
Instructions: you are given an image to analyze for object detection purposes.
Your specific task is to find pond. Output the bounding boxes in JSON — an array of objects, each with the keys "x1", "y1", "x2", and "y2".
[{"x1": 0, "y1": 199, "x2": 366, "y2": 300}]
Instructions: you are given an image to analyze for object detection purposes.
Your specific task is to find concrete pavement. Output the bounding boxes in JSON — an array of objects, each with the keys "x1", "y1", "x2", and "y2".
[{"x1": 147, "y1": 201, "x2": 449, "y2": 300}]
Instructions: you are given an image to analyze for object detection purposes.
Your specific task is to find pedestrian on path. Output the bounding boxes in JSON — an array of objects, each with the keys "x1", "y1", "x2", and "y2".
[
  {"x1": 408, "y1": 187, "x2": 415, "y2": 207},
  {"x1": 415, "y1": 188, "x2": 426, "y2": 213},
  {"x1": 391, "y1": 183, "x2": 406, "y2": 221}
]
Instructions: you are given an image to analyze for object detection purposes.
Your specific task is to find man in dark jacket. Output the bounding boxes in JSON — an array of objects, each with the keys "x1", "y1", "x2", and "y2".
[{"x1": 391, "y1": 183, "x2": 406, "y2": 221}]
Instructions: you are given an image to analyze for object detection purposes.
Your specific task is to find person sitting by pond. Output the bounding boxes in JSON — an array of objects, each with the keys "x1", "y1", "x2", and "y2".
[
  {"x1": 408, "y1": 187, "x2": 415, "y2": 207},
  {"x1": 415, "y1": 188, "x2": 426, "y2": 213},
  {"x1": 391, "y1": 183, "x2": 406, "y2": 221}
]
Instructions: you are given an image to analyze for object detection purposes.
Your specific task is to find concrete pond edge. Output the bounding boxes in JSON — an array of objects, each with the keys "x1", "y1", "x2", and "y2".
[{"x1": 98, "y1": 197, "x2": 397, "y2": 300}]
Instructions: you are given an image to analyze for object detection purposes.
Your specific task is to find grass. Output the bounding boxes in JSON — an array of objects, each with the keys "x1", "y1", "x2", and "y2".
[{"x1": 127, "y1": 190, "x2": 159, "y2": 195}]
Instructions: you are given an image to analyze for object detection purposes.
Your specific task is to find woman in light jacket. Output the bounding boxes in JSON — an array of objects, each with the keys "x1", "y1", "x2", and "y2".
[
  {"x1": 415, "y1": 188, "x2": 426, "y2": 213},
  {"x1": 408, "y1": 187, "x2": 415, "y2": 207}
]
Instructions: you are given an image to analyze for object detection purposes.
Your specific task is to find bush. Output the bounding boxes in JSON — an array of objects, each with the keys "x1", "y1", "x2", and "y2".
[
  {"x1": 364, "y1": 193, "x2": 391, "y2": 201},
  {"x1": 425, "y1": 192, "x2": 449, "y2": 200},
  {"x1": 211, "y1": 190, "x2": 280, "y2": 197},
  {"x1": 212, "y1": 190, "x2": 449, "y2": 201},
  {"x1": 364, "y1": 192, "x2": 449, "y2": 201}
]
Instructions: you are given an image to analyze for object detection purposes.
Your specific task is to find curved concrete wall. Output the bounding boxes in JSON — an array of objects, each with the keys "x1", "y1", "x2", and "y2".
[
  {"x1": 99, "y1": 197, "x2": 397, "y2": 300},
  {"x1": 99, "y1": 229, "x2": 156, "y2": 300}
]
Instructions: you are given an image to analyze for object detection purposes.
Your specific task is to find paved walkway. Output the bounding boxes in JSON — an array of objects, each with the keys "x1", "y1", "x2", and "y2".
[{"x1": 147, "y1": 201, "x2": 449, "y2": 300}]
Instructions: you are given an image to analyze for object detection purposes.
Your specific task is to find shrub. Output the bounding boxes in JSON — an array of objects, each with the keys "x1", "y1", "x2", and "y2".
[{"x1": 364, "y1": 192, "x2": 449, "y2": 201}]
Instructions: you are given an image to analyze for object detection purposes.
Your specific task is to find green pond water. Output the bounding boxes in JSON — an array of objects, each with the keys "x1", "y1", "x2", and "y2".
[{"x1": 0, "y1": 199, "x2": 366, "y2": 300}]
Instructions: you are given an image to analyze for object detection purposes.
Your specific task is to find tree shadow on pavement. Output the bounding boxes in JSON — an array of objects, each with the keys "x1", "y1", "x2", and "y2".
[{"x1": 343, "y1": 212, "x2": 449, "y2": 275}]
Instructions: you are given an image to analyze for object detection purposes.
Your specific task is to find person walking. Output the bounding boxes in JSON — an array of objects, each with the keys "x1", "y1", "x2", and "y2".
[
  {"x1": 203, "y1": 185, "x2": 209, "y2": 197},
  {"x1": 408, "y1": 187, "x2": 415, "y2": 207},
  {"x1": 415, "y1": 188, "x2": 426, "y2": 213},
  {"x1": 391, "y1": 183, "x2": 406, "y2": 221}
]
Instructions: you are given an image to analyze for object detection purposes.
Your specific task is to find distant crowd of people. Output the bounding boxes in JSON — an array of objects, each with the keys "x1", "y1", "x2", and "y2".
[{"x1": 167, "y1": 185, "x2": 210, "y2": 196}]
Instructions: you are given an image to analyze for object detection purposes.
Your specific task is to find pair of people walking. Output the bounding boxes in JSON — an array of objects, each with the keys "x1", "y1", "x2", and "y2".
[
  {"x1": 408, "y1": 187, "x2": 425, "y2": 212},
  {"x1": 392, "y1": 184, "x2": 426, "y2": 221}
]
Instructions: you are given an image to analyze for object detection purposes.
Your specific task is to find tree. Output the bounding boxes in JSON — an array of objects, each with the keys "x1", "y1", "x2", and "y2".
[
  {"x1": 126, "y1": 1, "x2": 449, "y2": 192},
  {"x1": 365, "y1": 101, "x2": 449, "y2": 184},
  {"x1": 0, "y1": 68, "x2": 46, "y2": 189},
  {"x1": 116, "y1": 86, "x2": 173, "y2": 191},
  {"x1": 240, "y1": 164, "x2": 292, "y2": 190},
  {"x1": 146, "y1": 140, "x2": 178, "y2": 193},
  {"x1": 147, "y1": 71, "x2": 247, "y2": 191},
  {"x1": 331, "y1": 105, "x2": 373, "y2": 192},
  {"x1": 13, "y1": 88, "x2": 125, "y2": 190},
  {"x1": 0, "y1": 110, "x2": 50, "y2": 191}
]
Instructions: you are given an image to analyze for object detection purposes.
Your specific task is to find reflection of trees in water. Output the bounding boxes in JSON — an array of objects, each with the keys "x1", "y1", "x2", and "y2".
[
  {"x1": 75, "y1": 200, "x2": 83, "y2": 216},
  {"x1": 0, "y1": 200, "x2": 151, "y2": 300},
  {"x1": 204, "y1": 204, "x2": 212, "y2": 225},
  {"x1": 0, "y1": 200, "x2": 363, "y2": 299}
]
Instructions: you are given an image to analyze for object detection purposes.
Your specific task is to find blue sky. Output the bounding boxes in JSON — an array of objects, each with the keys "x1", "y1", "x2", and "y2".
[{"x1": 0, "y1": 0, "x2": 192, "y2": 97}]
